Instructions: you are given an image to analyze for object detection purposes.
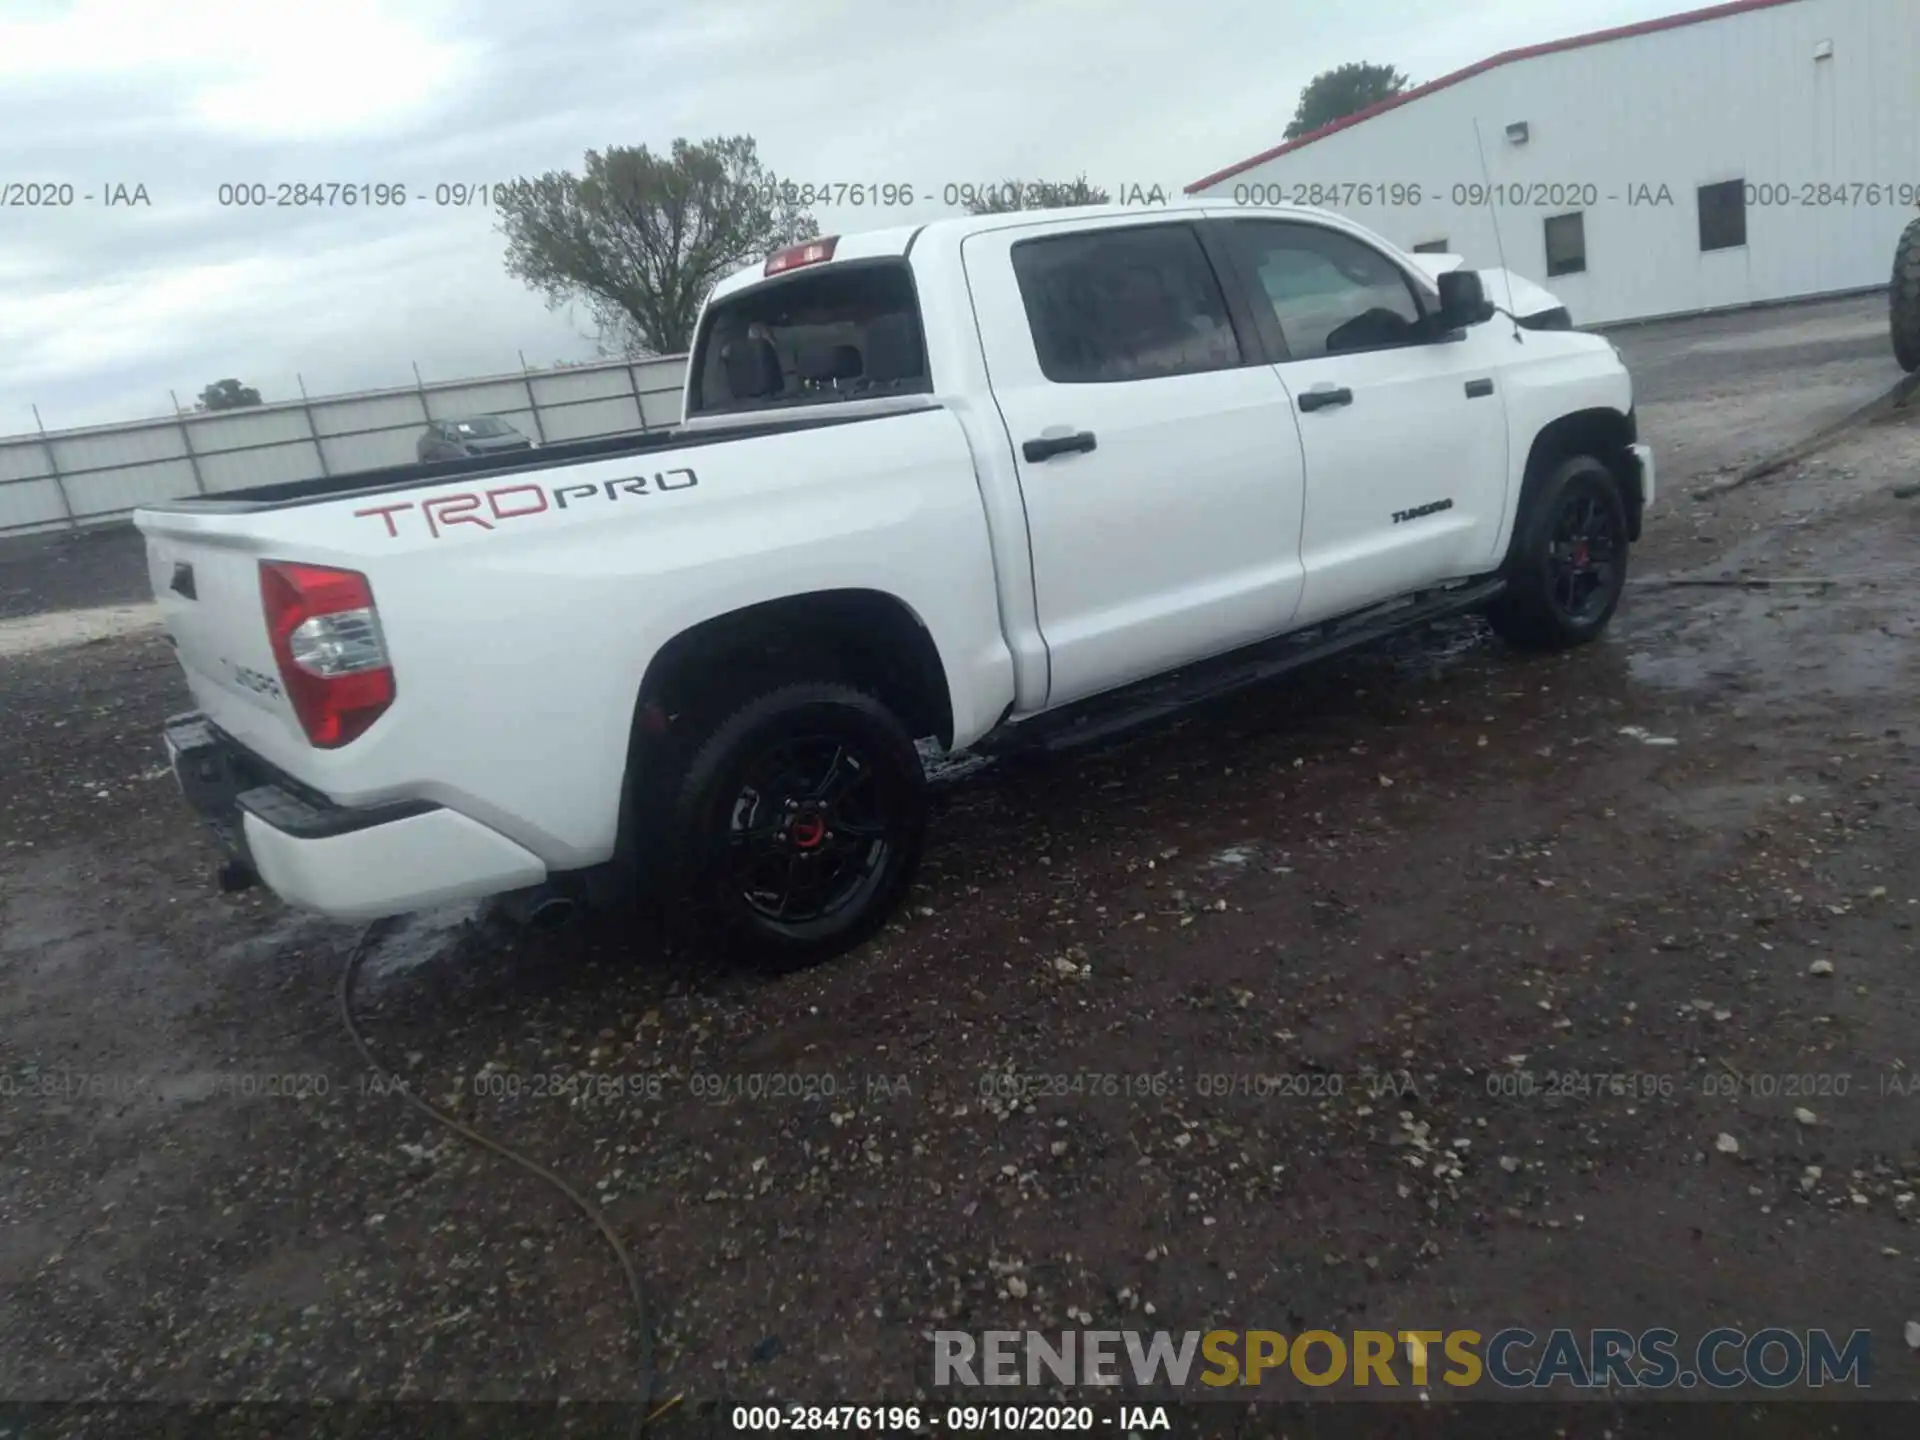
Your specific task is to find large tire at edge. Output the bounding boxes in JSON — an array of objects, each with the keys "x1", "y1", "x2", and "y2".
[
  {"x1": 662, "y1": 681, "x2": 928, "y2": 969},
  {"x1": 1486, "y1": 454, "x2": 1631, "y2": 652},
  {"x1": 1894, "y1": 217, "x2": 1920, "y2": 375}
]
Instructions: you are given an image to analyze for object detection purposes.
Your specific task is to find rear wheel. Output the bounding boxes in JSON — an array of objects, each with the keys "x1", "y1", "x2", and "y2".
[
  {"x1": 1486, "y1": 454, "x2": 1630, "y2": 651},
  {"x1": 1893, "y1": 216, "x2": 1920, "y2": 374},
  {"x1": 663, "y1": 682, "x2": 927, "y2": 969}
]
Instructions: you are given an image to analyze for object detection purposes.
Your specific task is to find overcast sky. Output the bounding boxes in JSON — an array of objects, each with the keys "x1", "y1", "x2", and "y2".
[{"x1": 2, "y1": 0, "x2": 1704, "y2": 433}]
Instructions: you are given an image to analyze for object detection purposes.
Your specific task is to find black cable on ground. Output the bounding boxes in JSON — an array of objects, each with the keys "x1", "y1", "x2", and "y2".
[{"x1": 338, "y1": 917, "x2": 665, "y2": 1437}]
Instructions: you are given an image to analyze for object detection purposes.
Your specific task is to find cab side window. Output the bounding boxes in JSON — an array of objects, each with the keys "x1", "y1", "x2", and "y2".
[
  {"x1": 1230, "y1": 221, "x2": 1426, "y2": 360},
  {"x1": 1011, "y1": 224, "x2": 1245, "y2": 384}
]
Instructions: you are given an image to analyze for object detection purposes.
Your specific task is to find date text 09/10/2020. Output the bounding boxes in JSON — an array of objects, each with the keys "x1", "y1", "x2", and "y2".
[{"x1": 8, "y1": 178, "x2": 1920, "y2": 211}]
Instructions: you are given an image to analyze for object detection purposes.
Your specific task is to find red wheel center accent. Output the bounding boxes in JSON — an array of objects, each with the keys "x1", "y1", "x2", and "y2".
[
  {"x1": 790, "y1": 812, "x2": 826, "y2": 849},
  {"x1": 1572, "y1": 540, "x2": 1590, "y2": 569}
]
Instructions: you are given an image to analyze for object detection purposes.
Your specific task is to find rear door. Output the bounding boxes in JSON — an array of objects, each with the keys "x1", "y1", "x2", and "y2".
[
  {"x1": 962, "y1": 216, "x2": 1308, "y2": 709},
  {"x1": 1215, "y1": 216, "x2": 1514, "y2": 626}
]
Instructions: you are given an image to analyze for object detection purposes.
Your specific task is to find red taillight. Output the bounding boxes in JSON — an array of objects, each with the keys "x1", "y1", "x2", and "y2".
[
  {"x1": 259, "y1": 561, "x2": 395, "y2": 748},
  {"x1": 764, "y1": 236, "x2": 838, "y2": 275}
]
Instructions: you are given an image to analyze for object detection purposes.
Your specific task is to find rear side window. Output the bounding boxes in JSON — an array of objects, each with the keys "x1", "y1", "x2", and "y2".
[
  {"x1": 689, "y1": 260, "x2": 930, "y2": 415},
  {"x1": 1010, "y1": 225, "x2": 1244, "y2": 384}
]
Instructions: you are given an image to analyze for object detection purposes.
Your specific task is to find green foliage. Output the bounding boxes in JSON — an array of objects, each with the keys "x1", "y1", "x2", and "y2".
[
  {"x1": 1283, "y1": 62, "x2": 1410, "y2": 141},
  {"x1": 196, "y1": 378, "x2": 262, "y2": 411},
  {"x1": 495, "y1": 136, "x2": 820, "y2": 356}
]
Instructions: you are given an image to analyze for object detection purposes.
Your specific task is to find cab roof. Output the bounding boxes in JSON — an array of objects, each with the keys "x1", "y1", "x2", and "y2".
[{"x1": 705, "y1": 200, "x2": 1344, "y2": 304}]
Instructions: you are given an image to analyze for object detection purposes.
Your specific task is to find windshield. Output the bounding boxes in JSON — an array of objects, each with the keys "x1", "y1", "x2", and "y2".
[
  {"x1": 688, "y1": 260, "x2": 930, "y2": 416},
  {"x1": 451, "y1": 417, "x2": 515, "y2": 438}
]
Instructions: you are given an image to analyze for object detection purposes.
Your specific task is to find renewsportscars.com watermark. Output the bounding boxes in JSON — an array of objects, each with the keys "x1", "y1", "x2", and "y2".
[{"x1": 933, "y1": 1328, "x2": 1873, "y2": 1391}]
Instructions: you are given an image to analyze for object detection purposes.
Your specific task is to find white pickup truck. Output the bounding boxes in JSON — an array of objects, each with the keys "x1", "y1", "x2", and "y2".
[{"x1": 137, "y1": 202, "x2": 1653, "y2": 966}]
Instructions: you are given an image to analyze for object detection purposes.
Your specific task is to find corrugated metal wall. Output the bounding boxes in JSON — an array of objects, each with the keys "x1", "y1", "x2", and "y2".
[
  {"x1": 1188, "y1": 0, "x2": 1920, "y2": 327},
  {"x1": 0, "y1": 354, "x2": 689, "y2": 536}
]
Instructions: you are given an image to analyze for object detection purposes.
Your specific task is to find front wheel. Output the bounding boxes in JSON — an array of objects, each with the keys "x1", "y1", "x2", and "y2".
[
  {"x1": 664, "y1": 682, "x2": 928, "y2": 969},
  {"x1": 1486, "y1": 454, "x2": 1631, "y2": 651}
]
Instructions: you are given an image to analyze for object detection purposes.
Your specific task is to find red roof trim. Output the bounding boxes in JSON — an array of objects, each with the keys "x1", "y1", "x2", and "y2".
[{"x1": 1184, "y1": 0, "x2": 1806, "y2": 194}]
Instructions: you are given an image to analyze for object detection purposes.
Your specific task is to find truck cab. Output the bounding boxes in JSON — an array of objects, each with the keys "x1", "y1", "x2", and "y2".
[{"x1": 688, "y1": 204, "x2": 1647, "y2": 713}]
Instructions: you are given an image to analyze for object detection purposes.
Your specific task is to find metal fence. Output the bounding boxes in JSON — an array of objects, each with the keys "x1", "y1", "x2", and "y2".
[{"x1": 0, "y1": 353, "x2": 691, "y2": 536}]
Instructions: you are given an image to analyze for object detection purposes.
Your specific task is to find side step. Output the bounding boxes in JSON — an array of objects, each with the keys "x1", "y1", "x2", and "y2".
[{"x1": 982, "y1": 577, "x2": 1506, "y2": 758}]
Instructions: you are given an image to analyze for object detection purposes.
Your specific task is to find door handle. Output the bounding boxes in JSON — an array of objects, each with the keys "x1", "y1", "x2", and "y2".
[
  {"x1": 1298, "y1": 386, "x2": 1353, "y2": 413},
  {"x1": 1022, "y1": 430, "x2": 1098, "y2": 462},
  {"x1": 1465, "y1": 378, "x2": 1495, "y2": 399}
]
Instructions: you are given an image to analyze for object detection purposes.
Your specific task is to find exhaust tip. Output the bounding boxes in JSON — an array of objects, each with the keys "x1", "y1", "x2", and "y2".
[
  {"x1": 496, "y1": 882, "x2": 581, "y2": 931},
  {"x1": 526, "y1": 895, "x2": 578, "y2": 930}
]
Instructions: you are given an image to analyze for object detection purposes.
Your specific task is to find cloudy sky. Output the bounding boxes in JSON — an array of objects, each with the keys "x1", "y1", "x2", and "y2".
[{"x1": 3, "y1": 0, "x2": 1706, "y2": 433}]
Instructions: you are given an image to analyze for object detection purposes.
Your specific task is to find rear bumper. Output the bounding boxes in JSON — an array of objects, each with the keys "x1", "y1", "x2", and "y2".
[{"x1": 163, "y1": 713, "x2": 545, "y2": 920}]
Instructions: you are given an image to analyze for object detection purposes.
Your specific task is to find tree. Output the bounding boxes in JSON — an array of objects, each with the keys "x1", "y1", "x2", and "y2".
[
  {"x1": 962, "y1": 175, "x2": 1110, "y2": 215},
  {"x1": 494, "y1": 136, "x2": 819, "y2": 357},
  {"x1": 1283, "y1": 62, "x2": 1410, "y2": 141},
  {"x1": 196, "y1": 378, "x2": 262, "y2": 411}
]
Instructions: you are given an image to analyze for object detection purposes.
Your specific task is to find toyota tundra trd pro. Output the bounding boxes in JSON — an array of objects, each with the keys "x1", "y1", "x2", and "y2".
[{"x1": 137, "y1": 203, "x2": 1653, "y2": 966}]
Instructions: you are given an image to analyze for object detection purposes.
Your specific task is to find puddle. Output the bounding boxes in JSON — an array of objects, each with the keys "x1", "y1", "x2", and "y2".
[
  {"x1": 360, "y1": 902, "x2": 482, "y2": 982},
  {"x1": 212, "y1": 910, "x2": 328, "y2": 966},
  {"x1": 1627, "y1": 591, "x2": 1913, "y2": 702}
]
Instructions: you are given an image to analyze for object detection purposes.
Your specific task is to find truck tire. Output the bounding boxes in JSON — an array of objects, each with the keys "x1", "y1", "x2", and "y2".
[
  {"x1": 663, "y1": 681, "x2": 928, "y2": 968},
  {"x1": 1486, "y1": 453, "x2": 1630, "y2": 651},
  {"x1": 1894, "y1": 217, "x2": 1920, "y2": 374}
]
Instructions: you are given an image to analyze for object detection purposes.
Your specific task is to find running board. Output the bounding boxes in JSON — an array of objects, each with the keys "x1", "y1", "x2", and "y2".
[{"x1": 981, "y1": 577, "x2": 1506, "y2": 758}]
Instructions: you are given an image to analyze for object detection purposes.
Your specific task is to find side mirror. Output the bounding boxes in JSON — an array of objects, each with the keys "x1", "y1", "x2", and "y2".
[{"x1": 1436, "y1": 269, "x2": 1497, "y2": 331}]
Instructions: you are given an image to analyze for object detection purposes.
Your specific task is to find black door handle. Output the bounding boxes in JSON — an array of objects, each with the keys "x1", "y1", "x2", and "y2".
[
  {"x1": 1023, "y1": 431, "x2": 1097, "y2": 463},
  {"x1": 1465, "y1": 378, "x2": 1495, "y2": 399},
  {"x1": 1298, "y1": 387, "x2": 1354, "y2": 413}
]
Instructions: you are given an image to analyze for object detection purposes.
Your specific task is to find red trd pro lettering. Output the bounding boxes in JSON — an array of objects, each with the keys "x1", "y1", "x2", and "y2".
[{"x1": 353, "y1": 468, "x2": 697, "y2": 539}]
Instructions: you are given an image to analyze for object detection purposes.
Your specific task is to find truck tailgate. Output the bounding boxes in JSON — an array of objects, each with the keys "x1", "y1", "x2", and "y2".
[{"x1": 137, "y1": 511, "x2": 313, "y2": 772}]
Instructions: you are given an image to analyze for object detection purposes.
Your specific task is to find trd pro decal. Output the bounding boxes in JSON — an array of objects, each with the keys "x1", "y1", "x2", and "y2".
[{"x1": 355, "y1": 467, "x2": 698, "y2": 539}]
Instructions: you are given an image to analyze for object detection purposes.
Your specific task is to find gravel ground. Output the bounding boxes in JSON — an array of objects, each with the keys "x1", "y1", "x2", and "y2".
[{"x1": 2, "y1": 307, "x2": 1918, "y2": 1436}]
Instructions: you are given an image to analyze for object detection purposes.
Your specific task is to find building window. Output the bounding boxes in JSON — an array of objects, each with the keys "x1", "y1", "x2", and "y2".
[
  {"x1": 1543, "y1": 211, "x2": 1586, "y2": 277},
  {"x1": 1412, "y1": 239, "x2": 1450, "y2": 254},
  {"x1": 1010, "y1": 224, "x2": 1244, "y2": 384},
  {"x1": 1698, "y1": 179, "x2": 1747, "y2": 252}
]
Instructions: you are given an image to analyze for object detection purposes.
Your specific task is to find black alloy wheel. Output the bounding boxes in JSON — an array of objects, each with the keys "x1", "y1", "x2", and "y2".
[
  {"x1": 728, "y1": 734, "x2": 896, "y2": 925},
  {"x1": 1545, "y1": 483, "x2": 1624, "y2": 628},
  {"x1": 666, "y1": 682, "x2": 928, "y2": 967},
  {"x1": 1487, "y1": 453, "x2": 1631, "y2": 650}
]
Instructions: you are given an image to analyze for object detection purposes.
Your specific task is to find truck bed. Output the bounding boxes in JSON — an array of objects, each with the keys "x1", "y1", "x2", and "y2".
[{"x1": 140, "y1": 403, "x2": 941, "y2": 514}]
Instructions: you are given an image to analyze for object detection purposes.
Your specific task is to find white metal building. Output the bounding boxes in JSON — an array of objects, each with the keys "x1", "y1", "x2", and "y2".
[{"x1": 1185, "y1": 0, "x2": 1920, "y2": 326}]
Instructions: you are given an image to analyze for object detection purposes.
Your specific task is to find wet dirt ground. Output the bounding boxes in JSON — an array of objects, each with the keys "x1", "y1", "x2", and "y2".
[{"x1": 2, "y1": 301, "x2": 1917, "y2": 1435}]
